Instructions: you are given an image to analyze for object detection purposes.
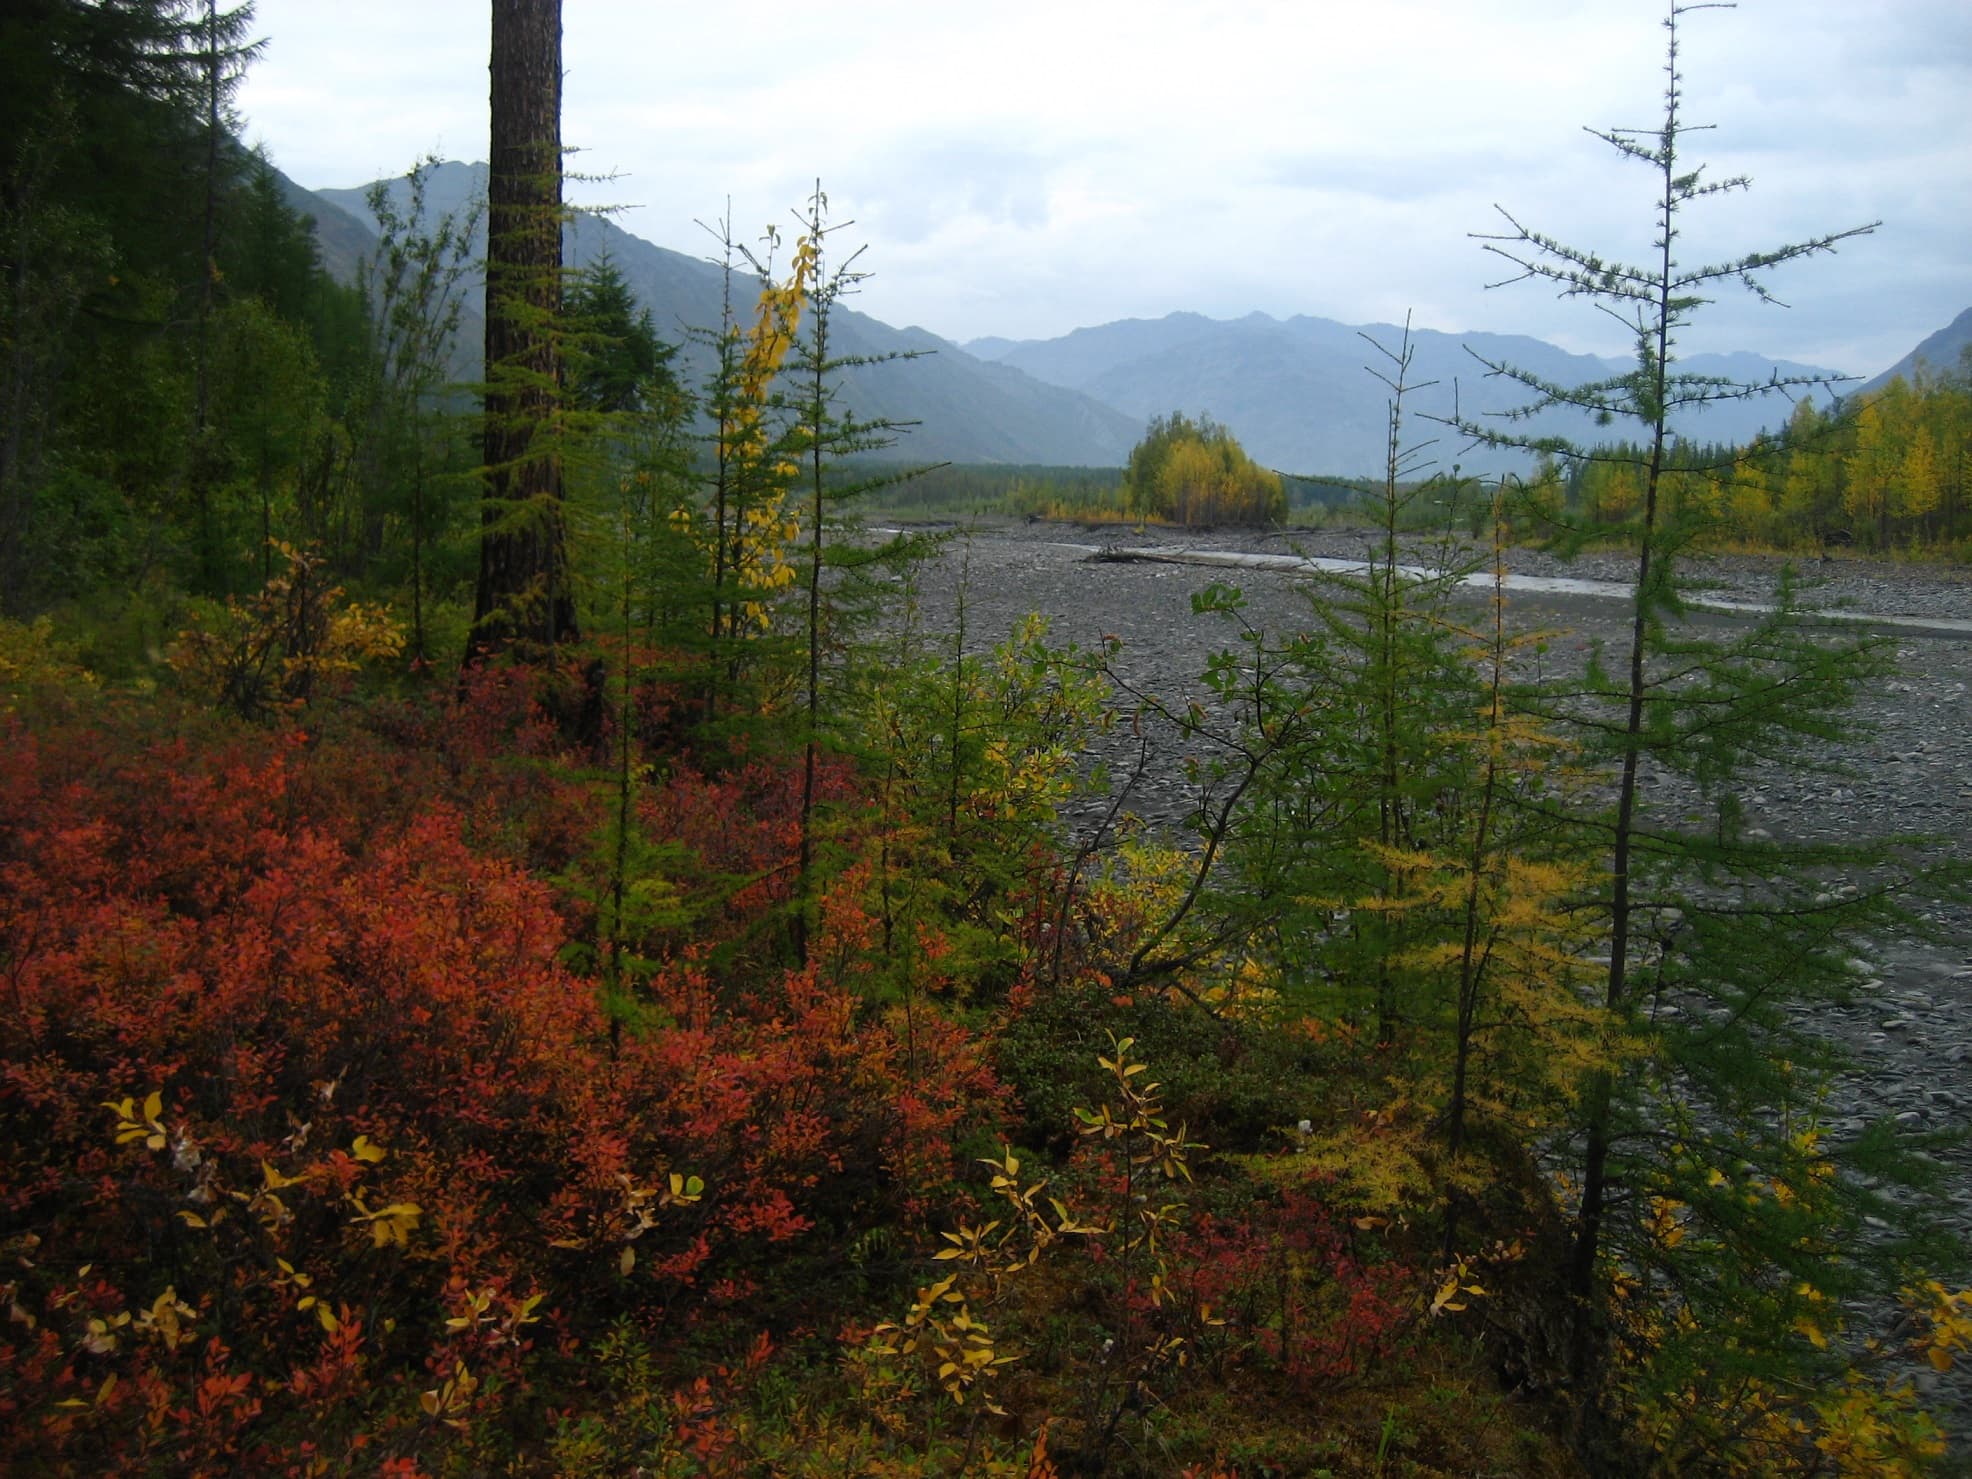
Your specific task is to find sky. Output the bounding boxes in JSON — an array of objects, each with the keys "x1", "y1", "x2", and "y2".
[{"x1": 237, "y1": 0, "x2": 1971, "y2": 378}]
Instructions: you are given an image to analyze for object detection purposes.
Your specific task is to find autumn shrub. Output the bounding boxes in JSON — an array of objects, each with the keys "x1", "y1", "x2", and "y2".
[
  {"x1": 1170, "y1": 1184, "x2": 1418, "y2": 1391},
  {"x1": 0, "y1": 615, "x2": 102, "y2": 717},
  {"x1": 1123, "y1": 412, "x2": 1287, "y2": 527},
  {"x1": 168, "y1": 541, "x2": 404, "y2": 720},
  {"x1": 0, "y1": 692, "x2": 1008, "y2": 1471},
  {"x1": 996, "y1": 977, "x2": 1313, "y2": 1155}
]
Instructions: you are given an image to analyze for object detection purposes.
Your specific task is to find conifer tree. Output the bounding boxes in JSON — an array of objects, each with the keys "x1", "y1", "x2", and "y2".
[
  {"x1": 1188, "y1": 325, "x2": 1485, "y2": 1040},
  {"x1": 471, "y1": 0, "x2": 575, "y2": 660},
  {"x1": 780, "y1": 185, "x2": 931, "y2": 960},
  {"x1": 0, "y1": 0, "x2": 258, "y2": 609},
  {"x1": 1441, "y1": 5, "x2": 1940, "y2": 1436},
  {"x1": 188, "y1": 0, "x2": 263, "y2": 593},
  {"x1": 564, "y1": 256, "x2": 674, "y2": 416},
  {"x1": 1159, "y1": 329, "x2": 1604, "y2": 1245}
]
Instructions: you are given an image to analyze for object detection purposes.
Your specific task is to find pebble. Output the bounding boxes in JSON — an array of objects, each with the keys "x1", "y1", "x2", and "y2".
[{"x1": 904, "y1": 519, "x2": 1972, "y2": 1445}]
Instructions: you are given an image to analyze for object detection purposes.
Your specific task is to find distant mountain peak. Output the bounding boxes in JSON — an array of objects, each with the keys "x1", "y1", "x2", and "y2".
[
  {"x1": 301, "y1": 169, "x2": 1141, "y2": 466},
  {"x1": 284, "y1": 164, "x2": 1906, "y2": 476},
  {"x1": 1860, "y1": 307, "x2": 1972, "y2": 396},
  {"x1": 985, "y1": 312, "x2": 1847, "y2": 477}
]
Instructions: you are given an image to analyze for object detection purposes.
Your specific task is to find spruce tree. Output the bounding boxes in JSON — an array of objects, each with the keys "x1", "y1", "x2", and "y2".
[{"x1": 564, "y1": 256, "x2": 674, "y2": 416}]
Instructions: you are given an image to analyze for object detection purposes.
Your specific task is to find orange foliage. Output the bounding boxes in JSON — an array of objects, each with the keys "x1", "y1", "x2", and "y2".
[{"x1": 0, "y1": 682, "x2": 1004, "y2": 1470}]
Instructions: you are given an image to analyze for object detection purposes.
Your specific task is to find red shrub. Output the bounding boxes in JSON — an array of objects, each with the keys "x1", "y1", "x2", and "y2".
[{"x1": 0, "y1": 696, "x2": 1003, "y2": 1470}]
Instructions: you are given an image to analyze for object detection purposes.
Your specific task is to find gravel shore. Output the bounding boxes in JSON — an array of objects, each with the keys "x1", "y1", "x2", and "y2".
[{"x1": 897, "y1": 516, "x2": 1972, "y2": 1433}]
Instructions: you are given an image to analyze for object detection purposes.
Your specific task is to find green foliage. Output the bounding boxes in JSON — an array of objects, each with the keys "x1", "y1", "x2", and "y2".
[
  {"x1": 343, "y1": 160, "x2": 482, "y2": 654},
  {"x1": 1438, "y1": 9, "x2": 1964, "y2": 1458},
  {"x1": 0, "y1": 613, "x2": 100, "y2": 716},
  {"x1": 874, "y1": 461, "x2": 1124, "y2": 519},
  {"x1": 564, "y1": 255, "x2": 677, "y2": 415},
  {"x1": 855, "y1": 590, "x2": 1111, "y2": 1008},
  {"x1": 0, "y1": 1, "x2": 274, "y2": 609}
]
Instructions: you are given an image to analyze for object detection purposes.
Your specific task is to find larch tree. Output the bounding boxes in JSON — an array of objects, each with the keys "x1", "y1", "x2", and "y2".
[
  {"x1": 1843, "y1": 397, "x2": 1895, "y2": 548},
  {"x1": 1438, "y1": 8, "x2": 1953, "y2": 1456},
  {"x1": 471, "y1": 0, "x2": 576, "y2": 661}
]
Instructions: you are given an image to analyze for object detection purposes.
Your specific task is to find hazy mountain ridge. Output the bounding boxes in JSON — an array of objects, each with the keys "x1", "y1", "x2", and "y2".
[
  {"x1": 285, "y1": 161, "x2": 1960, "y2": 478},
  {"x1": 269, "y1": 169, "x2": 376, "y2": 286},
  {"x1": 1859, "y1": 307, "x2": 1972, "y2": 397},
  {"x1": 971, "y1": 313, "x2": 1851, "y2": 478},
  {"x1": 311, "y1": 163, "x2": 1142, "y2": 467}
]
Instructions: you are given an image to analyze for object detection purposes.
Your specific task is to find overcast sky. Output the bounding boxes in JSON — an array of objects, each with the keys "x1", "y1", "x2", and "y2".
[{"x1": 238, "y1": 1, "x2": 1969, "y2": 377}]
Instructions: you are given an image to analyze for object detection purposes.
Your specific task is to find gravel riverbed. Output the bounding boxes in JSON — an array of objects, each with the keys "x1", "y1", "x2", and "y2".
[{"x1": 895, "y1": 517, "x2": 1972, "y2": 1433}]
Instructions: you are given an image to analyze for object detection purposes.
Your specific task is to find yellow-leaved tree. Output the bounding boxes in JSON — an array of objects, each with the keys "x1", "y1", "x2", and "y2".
[
  {"x1": 683, "y1": 218, "x2": 816, "y2": 720},
  {"x1": 1122, "y1": 412, "x2": 1284, "y2": 527}
]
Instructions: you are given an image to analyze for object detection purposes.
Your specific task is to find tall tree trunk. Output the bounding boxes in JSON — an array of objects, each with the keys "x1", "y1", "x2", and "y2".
[
  {"x1": 1566, "y1": 128, "x2": 1678, "y2": 1395},
  {"x1": 191, "y1": 0, "x2": 223, "y2": 592},
  {"x1": 471, "y1": 0, "x2": 575, "y2": 661}
]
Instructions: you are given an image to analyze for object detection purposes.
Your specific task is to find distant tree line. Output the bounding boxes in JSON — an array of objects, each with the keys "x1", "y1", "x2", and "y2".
[{"x1": 1548, "y1": 352, "x2": 1972, "y2": 553}]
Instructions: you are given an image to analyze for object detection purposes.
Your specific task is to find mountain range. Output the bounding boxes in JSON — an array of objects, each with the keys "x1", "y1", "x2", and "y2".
[
  {"x1": 968, "y1": 316, "x2": 1854, "y2": 477},
  {"x1": 285, "y1": 160, "x2": 1961, "y2": 479},
  {"x1": 311, "y1": 163, "x2": 1141, "y2": 467}
]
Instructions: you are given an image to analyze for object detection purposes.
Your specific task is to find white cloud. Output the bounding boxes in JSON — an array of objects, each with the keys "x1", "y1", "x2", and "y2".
[{"x1": 239, "y1": 0, "x2": 1972, "y2": 375}]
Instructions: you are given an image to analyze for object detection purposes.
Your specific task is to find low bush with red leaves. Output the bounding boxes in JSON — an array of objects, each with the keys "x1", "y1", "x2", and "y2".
[{"x1": 0, "y1": 683, "x2": 1003, "y2": 1473}]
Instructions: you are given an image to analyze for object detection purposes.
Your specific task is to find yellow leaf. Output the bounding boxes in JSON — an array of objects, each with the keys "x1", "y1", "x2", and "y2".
[
  {"x1": 142, "y1": 1091, "x2": 163, "y2": 1124},
  {"x1": 420, "y1": 1390, "x2": 441, "y2": 1417},
  {"x1": 350, "y1": 1135, "x2": 386, "y2": 1164},
  {"x1": 317, "y1": 1304, "x2": 339, "y2": 1334},
  {"x1": 1930, "y1": 1347, "x2": 1954, "y2": 1372},
  {"x1": 619, "y1": 1247, "x2": 635, "y2": 1276}
]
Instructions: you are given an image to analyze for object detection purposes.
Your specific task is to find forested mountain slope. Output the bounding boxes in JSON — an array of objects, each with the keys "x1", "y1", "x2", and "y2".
[{"x1": 311, "y1": 163, "x2": 1143, "y2": 466}]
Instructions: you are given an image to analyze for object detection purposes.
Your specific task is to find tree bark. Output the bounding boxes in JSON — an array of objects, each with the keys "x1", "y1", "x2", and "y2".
[{"x1": 471, "y1": 0, "x2": 575, "y2": 661}]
